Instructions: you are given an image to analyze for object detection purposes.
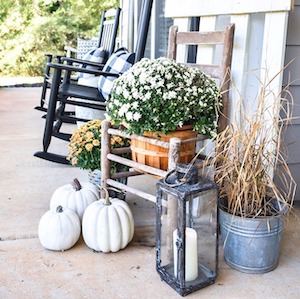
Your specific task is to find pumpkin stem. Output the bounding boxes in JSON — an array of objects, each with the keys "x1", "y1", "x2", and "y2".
[
  {"x1": 101, "y1": 187, "x2": 111, "y2": 205},
  {"x1": 71, "y1": 178, "x2": 82, "y2": 191},
  {"x1": 56, "y1": 205, "x2": 63, "y2": 213}
]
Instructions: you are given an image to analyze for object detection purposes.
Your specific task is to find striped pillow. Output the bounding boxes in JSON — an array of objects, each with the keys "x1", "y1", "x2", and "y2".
[
  {"x1": 97, "y1": 48, "x2": 135, "y2": 100},
  {"x1": 78, "y1": 47, "x2": 108, "y2": 78}
]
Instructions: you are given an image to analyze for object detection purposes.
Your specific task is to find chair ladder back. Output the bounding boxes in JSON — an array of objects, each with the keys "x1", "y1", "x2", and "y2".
[
  {"x1": 167, "y1": 23, "x2": 235, "y2": 132},
  {"x1": 219, "y1": 24, "x2": 235, "y2": 132},
  {"x1": 98, "y1": 7, "x2": 121, "y2": 56},
  {"x1": 97, "y1": 10, "x2": 106, "y2": 47}
]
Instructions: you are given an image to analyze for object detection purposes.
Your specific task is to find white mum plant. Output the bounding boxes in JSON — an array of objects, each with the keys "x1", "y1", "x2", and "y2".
[{"x1": 106, "y1": 57, "x2": 221, "y2": 136}]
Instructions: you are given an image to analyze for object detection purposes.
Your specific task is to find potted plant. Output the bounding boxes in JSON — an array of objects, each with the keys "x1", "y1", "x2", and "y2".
[
  {"x1": 105, "y1": 57, "x2": 221, "y2": 170},
  {"x1": 204, "y1": 84, "x2": 296, "y2": 274},
  {"x1": 67, "y1": 119, "x2": 130, "y2": 198}
]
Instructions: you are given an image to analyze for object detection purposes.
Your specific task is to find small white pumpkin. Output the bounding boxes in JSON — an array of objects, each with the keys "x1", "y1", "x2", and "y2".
[
  {"x1": 82, "y1": 189, "x2": 134, "y2": 253},
  {"x1": 50, "y1": 178, "x2": 99, "y2": 221},
  {"x1": 38, "y1": 205, "x2": 81, "y2": 251}
]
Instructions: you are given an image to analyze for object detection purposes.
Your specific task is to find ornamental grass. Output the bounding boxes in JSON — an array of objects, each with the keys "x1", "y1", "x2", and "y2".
[{"x1": 203, "y1": 77, "x2": 296, "y2": 218}]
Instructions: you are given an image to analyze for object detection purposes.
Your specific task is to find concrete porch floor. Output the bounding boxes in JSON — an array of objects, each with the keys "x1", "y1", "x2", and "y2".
[{"x1": 0, "y1": 87, "x2": 299, "y2": 299}]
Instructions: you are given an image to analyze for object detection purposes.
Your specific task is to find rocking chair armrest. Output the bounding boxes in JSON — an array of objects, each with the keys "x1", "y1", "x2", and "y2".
[
  {"x1": 47, "y1": 62, "x2": 119, "y2": 77},
  {"x1": 44, "y1": 53, "x2": 65, "y2": 64},
  {"x1": 61, "y1": 56, "x2": 105, "y2": 69},
  {"x1": 64, "y1": 45, "x2": 77, "y2": 53},
  {"x1": 44, "y1": 53, "x2": 64, "y2": 59},
  {"x1": 64, "y1": 45, "x2": 77, "y2": 58},
  {"x1": 44, "y1": 53, "x2": 53, "y2": 59}
]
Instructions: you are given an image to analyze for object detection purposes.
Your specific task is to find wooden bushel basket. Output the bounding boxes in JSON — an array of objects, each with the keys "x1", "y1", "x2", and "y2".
[{"x1": 130, "y1": 128, "x2": 198, "y2": 171}]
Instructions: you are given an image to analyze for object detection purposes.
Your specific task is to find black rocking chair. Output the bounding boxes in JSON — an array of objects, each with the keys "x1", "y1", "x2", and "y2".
[
  {"x1": 35, "y1": 7, "x2": 121, "y2": 112},
  {"x1": 34, "y1": 0, "x2": 153, "y2": 165}
]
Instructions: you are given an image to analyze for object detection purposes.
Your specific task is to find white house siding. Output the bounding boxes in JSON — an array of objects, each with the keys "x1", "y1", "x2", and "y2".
[
  {"x1": 283, "y1": 0, "x2": 300, "y2": 202},
  {"x1": 120, "y1": 0, "x2": 299, "y2": 201},
  {"x1": 165, "y1": 0, "x2": 299, "y2": 201},
  {"x1": 165, "y1": 0, "x2": 292, "y2": 122}
]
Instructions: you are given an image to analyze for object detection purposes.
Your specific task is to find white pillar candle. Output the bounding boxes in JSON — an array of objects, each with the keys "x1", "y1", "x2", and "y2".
[{"x1": 173, "y1": 227, "x2": 198, "y2": 282}]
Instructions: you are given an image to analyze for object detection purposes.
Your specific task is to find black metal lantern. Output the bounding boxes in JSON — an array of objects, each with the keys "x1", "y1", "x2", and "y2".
[{"x1": 156, "y1": 164, "x2": 219, "y2": 296}]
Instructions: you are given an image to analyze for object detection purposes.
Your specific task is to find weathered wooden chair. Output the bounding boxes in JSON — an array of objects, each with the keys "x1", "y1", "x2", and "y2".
[
  {"x1": 100, "y1": 23, "x2": 235, "y2": 203},
  {"x1": 35, "y1": 7, "x2": 121, "y2": 112},
  {"x1": 34, "y1": 0, "x2": 154, "y2": 165}
]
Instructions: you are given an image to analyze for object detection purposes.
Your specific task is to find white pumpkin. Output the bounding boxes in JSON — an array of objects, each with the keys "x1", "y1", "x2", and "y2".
[
  {"x1": 82, "y1": 189, "x2": 134, "y2": 253},
  {"x1": 50, "y1": 178, "x2": 99, "y2": 221},
  {"x1": 38, "y1": 205, "x2": 81, "y2": 251}
]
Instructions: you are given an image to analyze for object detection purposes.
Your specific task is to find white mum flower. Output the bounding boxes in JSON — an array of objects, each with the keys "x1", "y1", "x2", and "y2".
[
  {"x1": 132, "y1": 91, "x2": 139, "y2": 99},
  {"x1": 118, "y1": 103, "x2": 130, "y2": 116},
  {"x1": 123, "y1": 89, "x2": 130, "y2": 99},
  {"x1": 168, "y1": 91, "x2": 177, "y2": 99},
  {"x1": 132, "y1": 101, "x2": 139, "y2": 109},
  {"x1": 126, "y1": 73, "x2": 135, "y2": 83},
  {"x1": 126, "y1": 111, "x2": 133, "y2": 121},
  {"x1": 139, "y1": 72, "x2": 148, "y2": 84},
  {"x1": 149, "y1": 78, "x2": 157, "y2": 87},
  {"x1": 167, "y1": 83, "x2": 174, "y2": 90},
  {"x1": 165, "y1": 73, "x2": 172, "y2": 80},
  {"x1": 133, "y1": 69, "x2": 141, "y2": 76},
  {"x1": 133, "y1": 112, "x2": 141, "y2": 121},
  {"x1": 115, "y1": 86, "x2": 122, "y2": 95},
  {"x1": 145, "y1": 92, "x2": 151, "y2": 100}
]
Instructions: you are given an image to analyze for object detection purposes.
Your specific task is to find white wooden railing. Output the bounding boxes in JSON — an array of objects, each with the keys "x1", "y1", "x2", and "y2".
[{"x1": 165, "y1": 0, "x2": 294, "y2": 123}]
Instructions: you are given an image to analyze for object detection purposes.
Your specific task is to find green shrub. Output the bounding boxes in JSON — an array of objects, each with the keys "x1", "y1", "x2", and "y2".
[{"x1": 0, "y1": 0, "x2": 117, "y2": 76}]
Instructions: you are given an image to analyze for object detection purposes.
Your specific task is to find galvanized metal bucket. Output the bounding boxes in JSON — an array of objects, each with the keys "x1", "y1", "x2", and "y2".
[{"x1": 219, "y1": 207, "x2": 284, "y2": 274}]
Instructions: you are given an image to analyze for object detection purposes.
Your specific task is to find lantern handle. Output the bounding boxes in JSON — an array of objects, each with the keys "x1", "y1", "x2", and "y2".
[
  {"x1": 164, "y1": 163, "x2": 197, "y2": 187},
  {"x1": 163, "y1": 169, "x2": 183, "y2": 187}
]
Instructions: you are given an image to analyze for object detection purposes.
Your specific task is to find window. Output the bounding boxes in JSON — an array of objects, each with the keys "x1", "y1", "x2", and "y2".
[{"x1": 143, "y1": 0, "x2": 173, "y2": 59}]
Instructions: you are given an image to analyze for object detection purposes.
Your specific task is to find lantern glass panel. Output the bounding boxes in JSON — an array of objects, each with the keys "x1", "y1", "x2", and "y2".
[
  {"x1": 158, "y1": 186, "x2": 218, "y2": 285},
  {"x1": 159, "y1": 192, "x2": 178, "y2": 275},
  {"x1": 187, "y1": 189, "x2": 218, "y2": 274}
]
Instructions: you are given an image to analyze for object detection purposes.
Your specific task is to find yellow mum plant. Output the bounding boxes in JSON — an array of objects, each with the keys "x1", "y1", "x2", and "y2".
[{"x1": 67, "y1": 119, "x2": 130, "y2": 171}]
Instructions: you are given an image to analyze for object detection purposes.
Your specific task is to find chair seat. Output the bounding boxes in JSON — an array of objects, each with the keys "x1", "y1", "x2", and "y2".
[{"x1": 60, "y1": 83, "x2": 105, "y2": 102}]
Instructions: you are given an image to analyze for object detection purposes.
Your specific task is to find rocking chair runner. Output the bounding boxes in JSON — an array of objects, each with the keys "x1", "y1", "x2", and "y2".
[
  {"x1": 34, "y1": 0, "x2": 154, "y2": 165},
  {"x1": 100, "y1": 23, "x2": 235, "y2": 202},
  {"x1": 35, "y1": 7, "x2": 121, "y2": 112}
]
